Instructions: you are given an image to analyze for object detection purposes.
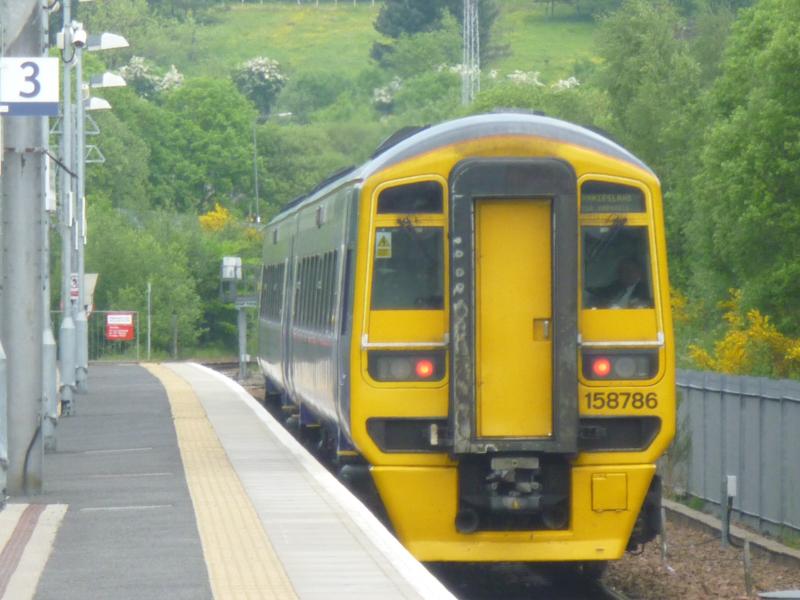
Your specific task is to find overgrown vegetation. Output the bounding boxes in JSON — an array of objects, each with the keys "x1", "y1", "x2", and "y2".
[{"x1": 69, "y1": 0, "x2": 800, "y2": 374}]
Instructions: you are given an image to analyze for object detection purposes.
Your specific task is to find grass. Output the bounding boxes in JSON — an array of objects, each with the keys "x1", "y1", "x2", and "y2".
[
  {"x1": 490, "y1": 1, "x2": 600, "y2": 82},
  {"x1": 146, "y1": 4, "x2": 383, "y2": 78},
  {"x1": 141, "y1": 1, "x2": 598, "y2": 82}
]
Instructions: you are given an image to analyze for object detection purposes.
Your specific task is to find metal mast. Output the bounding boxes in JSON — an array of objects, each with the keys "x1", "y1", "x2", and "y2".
[
  {"x1": 461, "y1": 0, "x2": 480, "y2": 105},
  {"x1": 59, "y1": 3, "x2": 77, "y2": 416}
]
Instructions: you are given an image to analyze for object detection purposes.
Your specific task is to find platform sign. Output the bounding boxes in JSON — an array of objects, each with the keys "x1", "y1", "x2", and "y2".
[
  {"x1": 0, "y1": 57, "x2": 60, "y2": 117},
  {"x1": 105, "y1": 312, "x2": 135, "y2": 342},
  {"x1": 70, "y1": 273, "x2": 79, "y2": 300}
]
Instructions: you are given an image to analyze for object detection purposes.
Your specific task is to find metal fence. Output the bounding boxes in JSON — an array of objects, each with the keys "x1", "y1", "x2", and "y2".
[
  {"x1": 52, "y1": 310, "x2": 140, "y2": 362},
  {"x1": 674, "y1": 369, "x2": 800, "y2": 537}
]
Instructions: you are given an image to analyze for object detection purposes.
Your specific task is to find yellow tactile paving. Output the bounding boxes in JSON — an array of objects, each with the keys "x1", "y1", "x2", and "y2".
[{"x1": 144, "y1": 363, "x2": 298, "y2": 600}]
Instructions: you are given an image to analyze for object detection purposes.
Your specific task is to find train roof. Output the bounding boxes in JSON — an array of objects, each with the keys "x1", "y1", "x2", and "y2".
[{"x1": 270, "y1": 112, "x2": 653, "y2": 223}]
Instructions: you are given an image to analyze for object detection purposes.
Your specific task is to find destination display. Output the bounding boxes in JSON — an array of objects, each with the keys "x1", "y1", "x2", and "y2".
[{"x1": 581, "y1": 180, "x2": 645, "y2": 213}]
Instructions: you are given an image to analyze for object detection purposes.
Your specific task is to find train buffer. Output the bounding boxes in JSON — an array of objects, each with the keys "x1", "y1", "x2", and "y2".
[{"x1": 0, "y1": 363, "x2": 455, "y2": 600}]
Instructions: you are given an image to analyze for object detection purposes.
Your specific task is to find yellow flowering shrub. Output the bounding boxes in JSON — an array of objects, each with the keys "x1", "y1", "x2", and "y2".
[
  {"x1": 671, "y1": 287, "x2": 690, "y2": 325},
  {"x1": 688, "y1": 289, "x2": 800, "y2": 377},
  {"x1": 199, "y1": 203, "x2": 231, "y2": 232}
]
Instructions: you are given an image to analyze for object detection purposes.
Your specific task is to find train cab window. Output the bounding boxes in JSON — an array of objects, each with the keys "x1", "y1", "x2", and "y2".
[
  {"x1": 371, "y1": 227, "x2": 444, "y2": 310},
  {"x1": 377, "y1": 181, "x2": 443, "y2": 214},
  {"x1": 583, "y1": 225, "x2": 653, "y2": 309}
]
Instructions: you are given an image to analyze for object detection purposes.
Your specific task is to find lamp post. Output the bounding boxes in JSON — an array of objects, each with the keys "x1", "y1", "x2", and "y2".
[
  {"x1": 71, "y1": 22, "x2": 127, "y2": 395},
  {"x1": 252, "y1": 111, "x2": 291, "y2": 224},
  {"x1": 58, "y1": 7, "x2": 77, "y2": 416}
]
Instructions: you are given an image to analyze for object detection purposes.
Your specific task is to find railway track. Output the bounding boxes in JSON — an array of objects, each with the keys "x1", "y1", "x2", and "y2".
[
  {"x1": 205, "y1": 362, "x2": 634, "y2": 600},
  {"x1": 429, "y1": 562, "x2": 629, "y2": 599}
]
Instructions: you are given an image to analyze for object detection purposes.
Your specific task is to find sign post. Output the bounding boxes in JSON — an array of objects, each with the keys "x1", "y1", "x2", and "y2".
[
  {"x1": 0, "y1": 57, "x2": 60, "y2": 117},
  {"x1": 105, "y1": 313, "x2": 135, "y2": 342}
]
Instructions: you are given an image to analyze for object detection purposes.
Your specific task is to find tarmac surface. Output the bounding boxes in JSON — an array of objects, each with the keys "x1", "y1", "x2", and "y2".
[{"x1": 0, "y1": 363, "x2": 454, "y2": 600}]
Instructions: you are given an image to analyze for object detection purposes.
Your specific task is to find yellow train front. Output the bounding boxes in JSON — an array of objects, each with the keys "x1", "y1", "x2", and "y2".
[{"x1": 258, "y1": 112, "x2": 675, "y2": 567}]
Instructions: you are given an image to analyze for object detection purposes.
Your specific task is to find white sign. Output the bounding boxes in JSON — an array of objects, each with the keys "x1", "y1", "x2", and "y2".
[
  {"x1": 0, "y1": 57, "x2": 59, "y2": 116},
  {"x1": 70, "y1": 273, "x2": 79, "y2": 299},
  {"x1": 106, "y1": 313, "x2": 133, "y2": 326}
]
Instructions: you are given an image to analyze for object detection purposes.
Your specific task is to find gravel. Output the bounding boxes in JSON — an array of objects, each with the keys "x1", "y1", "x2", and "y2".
[{"x1": 605, "y1": 514, "x2": 800, "y2": 599}]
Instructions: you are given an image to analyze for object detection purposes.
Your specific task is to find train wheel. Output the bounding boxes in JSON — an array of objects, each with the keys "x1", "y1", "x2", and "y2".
[{"x1": 262, "y1": 379, "x2": 285, "y2": 421}]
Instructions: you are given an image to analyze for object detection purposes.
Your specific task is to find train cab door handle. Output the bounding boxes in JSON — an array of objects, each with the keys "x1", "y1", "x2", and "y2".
[{"x1": 533, "y1": 318, "x2": 551, "y2": 341}]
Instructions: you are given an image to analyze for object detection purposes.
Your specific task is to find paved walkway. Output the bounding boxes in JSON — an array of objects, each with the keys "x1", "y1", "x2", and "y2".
[{"x1": 0, "y1": 363, "x2": 455, "y2": 600}]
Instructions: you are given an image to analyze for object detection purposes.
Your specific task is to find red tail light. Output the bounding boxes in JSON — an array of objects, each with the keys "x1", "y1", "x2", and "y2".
[
  {"x1": 368, "y1": 351, "x2": 445, "y2": 382},
  {"x1": 592, "y1": 357, "x2": 612, "y2": 378},
  {"x1": 415, "y1": 359, "x2": 435, "y2": 378},
  {"x1": 582, "y1": 350, "x2": 658, "y2": 380}
]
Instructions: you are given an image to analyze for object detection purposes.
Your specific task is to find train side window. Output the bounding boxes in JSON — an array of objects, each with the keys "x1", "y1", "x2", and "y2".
[
  {"x1": 581, "y1": 181, "x2": 645, "y2": 213},
  {"x1": 259, "y1": 266, "x2": 269, "y2": 320},
  {"x1": 326, "y1": 251, "x2": 338, "y2": 333},
  {"x1": 300, "y1": 257, "x2": 311, "y2": 326},
  {"x1": 314, "y1": 255, "x2": 323, "y2": 330},
  {"x1": 583, "y1": 225, "x2": 653, "y2": 309},
  {"x1": 270, "y1": 263, "x2": 285, "y2": 320},
  {"x1": 261, "y1": 263, "x2": 285, "y2": 322},
  {"x1": 371, "y1": 227, "x2": 443, "y2": 310},
  {"x1": 377, "y1": 181, "x2": 443, "y2": 214}
]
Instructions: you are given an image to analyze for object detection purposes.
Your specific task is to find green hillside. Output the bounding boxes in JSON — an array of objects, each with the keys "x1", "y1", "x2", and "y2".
[
  {"x1": 139, "y1": 1, "x2": 598, "y2": 82},
  {"x1": 492, "y1": 2, "x2": 599, "y2": 81},
  {"x1": 155, "y1": 4, "x2": 383, "y2": 77}
]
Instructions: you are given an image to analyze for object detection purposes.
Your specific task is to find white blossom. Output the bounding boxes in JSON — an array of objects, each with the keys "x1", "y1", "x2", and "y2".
[
  {"x1": 506, "y1": 70, "x2": 545, "y2": 87},
  {"x1": 552, "y1": 76, "x2": 580, "y2": 91},
  {"x1": 372, "y1": 77, "x2": 403, "y2": 108},
  {"x1": 158, "y1": 65, "x2": 184, "y2": 93}
]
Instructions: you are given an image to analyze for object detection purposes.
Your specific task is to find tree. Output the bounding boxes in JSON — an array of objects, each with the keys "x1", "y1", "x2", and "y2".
[
  {"x1": 441, "y1": 0, "x2": 500, "y2": 60},
  {"x1": 686, "y1": 0, "x2": 800, "y2": 335},
  {"x1": 232, "y1": 57, "x2": 287, "y2": 117},
  {"x1": 470, "y1": 79, "x2": 611, "y2": 129},
  {"x1": 163, "y1": 78, "x2": 257, "y2": 211},
  {"x1": 374, "y1": 0, "x2": 446, "y2": 39},
  {"x1": 86, "y1": 200, "x2": 204, "y2": 353},
  {"x1": 374, "y1": 1, "x2": 499, "y2": 63},
  {"x1": 595, "y1": 0, "x2": 702, "y2": 285},
  {"x1": 280, "y1": 71, "x2": 352, "y2": 123},
  {"x1": 87, "y1": 110, "x2": 151, "y2": 211}
]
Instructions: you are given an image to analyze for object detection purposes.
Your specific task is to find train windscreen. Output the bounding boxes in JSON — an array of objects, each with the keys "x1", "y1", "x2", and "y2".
[{"x1": 371, "y1": 226, "x2": 444, "y2": 310}]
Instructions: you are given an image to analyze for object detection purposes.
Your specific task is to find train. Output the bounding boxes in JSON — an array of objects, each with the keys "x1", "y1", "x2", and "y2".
[{"x1": 256, "y1": 112, "x2": 674, "y2": 571}]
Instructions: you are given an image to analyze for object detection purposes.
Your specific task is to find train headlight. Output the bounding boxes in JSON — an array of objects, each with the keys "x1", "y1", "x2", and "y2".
[
  {"x1": 368, "y1": 350, "x2": 445, "y2": 382},
  {"x1": 582, "y1": 350, "x2": 658, "y2": 380}
]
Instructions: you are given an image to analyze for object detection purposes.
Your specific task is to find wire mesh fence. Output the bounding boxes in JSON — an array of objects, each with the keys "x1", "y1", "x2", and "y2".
[{"x1": 52, "y1": 310, "x2": 140, "y2": 362}]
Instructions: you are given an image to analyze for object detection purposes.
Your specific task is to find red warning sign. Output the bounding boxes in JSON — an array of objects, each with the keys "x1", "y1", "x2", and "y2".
[{"x1": 105, "y1": 312, "x2": 135, "y2": 341}]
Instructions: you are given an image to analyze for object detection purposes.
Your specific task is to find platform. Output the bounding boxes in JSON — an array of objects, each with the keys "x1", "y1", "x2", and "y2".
[{"x1": 0, "y1": 363, "x2": 455, "y2": 600}]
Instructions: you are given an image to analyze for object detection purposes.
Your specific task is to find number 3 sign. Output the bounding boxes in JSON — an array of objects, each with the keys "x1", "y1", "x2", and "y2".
[{"x1": 0, "y1": 57, "x2": 59, "y2": 116}]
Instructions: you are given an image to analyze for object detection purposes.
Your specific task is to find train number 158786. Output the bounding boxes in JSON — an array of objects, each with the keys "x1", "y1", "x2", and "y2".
[{"x1": 584, "y1": 391, "x2": 658, "y2": 410}]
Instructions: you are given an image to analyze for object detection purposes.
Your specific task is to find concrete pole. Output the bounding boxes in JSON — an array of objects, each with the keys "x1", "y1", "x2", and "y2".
[
  {"x1": 0, "y1": 345, "x2": 7, "y2": 499},
  {"x1": 42, "y1": 8, "x2": 58, "y2": 451},
  {"x1": 146, "y1": 281, "x2": 151, "y2": 360},
  {"x1": 253, "y1": 123, "x2": 260, "y2": 223},
  {"x1": 58, "y1": 2, "x2": 77, "y2": 416},
  {"x1": 238, "y1": 306, "x2": 247, "y2": 381},
  {"x1": 74, "y1": 42, "x2": 88, "y2": 393},
  {"x1": 0, "y1": 0, "x2": 46, "y2": 495}
]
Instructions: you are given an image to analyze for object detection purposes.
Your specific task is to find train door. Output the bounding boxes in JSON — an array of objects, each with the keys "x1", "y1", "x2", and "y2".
[
  {"x1": 449, "y1": 158, "x2": 579, "y2": 454},
  {"x1": 475, "y1": 198, "x2": 552, "y2": 437}
]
